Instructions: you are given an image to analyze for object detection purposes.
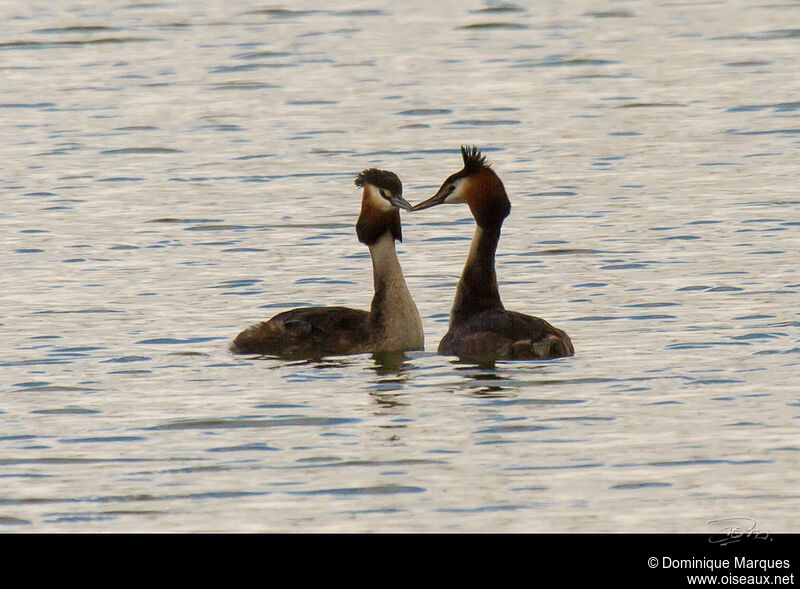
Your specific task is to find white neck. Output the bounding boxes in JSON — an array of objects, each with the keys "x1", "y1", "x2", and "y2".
[{"x1": 367, "y1": 233, "x2": 424, "y2": 352}]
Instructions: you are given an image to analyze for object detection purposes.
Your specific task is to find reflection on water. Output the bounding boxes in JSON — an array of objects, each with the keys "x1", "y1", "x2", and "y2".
[
  {"x1": 1, "y1": 0, "x2": 799, "y2": 532},
  {"x1": 370, "y1": 351, "x2": 412, "y2": 376}
]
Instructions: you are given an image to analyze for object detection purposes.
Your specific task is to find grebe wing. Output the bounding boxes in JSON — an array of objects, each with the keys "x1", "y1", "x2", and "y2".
[
  {"x1": 439, "y1": 309, "x2": 573, "y2": 360},
  {"x1": 231, "y1": 306, "x2": 370, "y2": 357}
]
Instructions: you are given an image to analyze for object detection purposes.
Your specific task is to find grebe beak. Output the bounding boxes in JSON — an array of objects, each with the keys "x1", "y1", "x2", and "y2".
[
  {"x1": 390, "y1": 194, "x2": 413, "y2": 211},
  {"x1": 410, "y1": 187, "x2": 448, "y2": 211}
]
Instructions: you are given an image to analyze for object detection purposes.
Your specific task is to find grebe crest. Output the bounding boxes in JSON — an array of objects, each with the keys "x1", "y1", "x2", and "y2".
[{"x1": 411, "y1": 146, "x2": 510, "y2": 228}]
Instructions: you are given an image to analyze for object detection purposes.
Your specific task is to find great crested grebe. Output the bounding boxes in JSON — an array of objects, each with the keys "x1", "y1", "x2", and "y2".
[
  {"x1": 230, "y1": 169, "x2": 424, "y2": 358},
  {"x1": 410, "y1": 146, "x2": 574, "y2": 361}
]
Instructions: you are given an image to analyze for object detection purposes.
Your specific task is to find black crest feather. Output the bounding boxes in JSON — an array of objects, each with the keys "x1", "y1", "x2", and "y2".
[
  {"x1": 355, "y1": 168, "x2": 403, "y2": 196},
  {"x1": 460, "y1": 145, "x2": 489, "y2": 174}
]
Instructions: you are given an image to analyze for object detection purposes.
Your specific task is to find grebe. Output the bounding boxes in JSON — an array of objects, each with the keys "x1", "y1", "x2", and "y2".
[
  {"x1": 410, "y1": 146, "x2": 574, "y2": 361},
  {"x1": 231, "y1": 169, "x2": 424, "y2": 358}
]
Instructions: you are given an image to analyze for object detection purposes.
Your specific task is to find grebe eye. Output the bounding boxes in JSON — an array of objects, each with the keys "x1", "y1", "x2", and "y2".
[{"x1": 380, "y1": 189, "x2": 389, "y2": 198}]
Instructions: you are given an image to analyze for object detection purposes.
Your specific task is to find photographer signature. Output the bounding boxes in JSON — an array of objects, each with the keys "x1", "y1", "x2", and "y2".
[{"x1": 707, "y1": 517, "x2": 770, "y2": 545}]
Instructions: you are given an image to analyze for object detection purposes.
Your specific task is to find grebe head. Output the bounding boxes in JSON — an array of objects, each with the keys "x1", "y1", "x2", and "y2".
[
  {"x1": 410, "y1": 146, "x2": 510, "y2": 228},
  {"x1": 355, "y1": 168, "x2": 411, "y2": 245}
]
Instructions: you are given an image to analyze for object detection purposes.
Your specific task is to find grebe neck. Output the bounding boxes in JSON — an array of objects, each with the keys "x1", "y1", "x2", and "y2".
[
  {"x1": 367, "y1": 232, "x2": 424, "y2": 350},
  {"x1": 450, "y1": 224, "x2": 504, "y2": 324}
]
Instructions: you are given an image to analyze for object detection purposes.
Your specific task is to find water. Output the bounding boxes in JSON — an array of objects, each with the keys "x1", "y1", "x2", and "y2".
[{"x1": 1, "y1": 0, "x2": 798, "y2": 532}]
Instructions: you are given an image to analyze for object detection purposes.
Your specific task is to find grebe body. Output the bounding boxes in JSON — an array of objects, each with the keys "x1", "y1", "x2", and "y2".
[
  {"x1": 411, "y1": 147, "x2": 573, "y2": 361},
  {"x1": 231, "y1": 169, "x2": 423, "y2": 358}
]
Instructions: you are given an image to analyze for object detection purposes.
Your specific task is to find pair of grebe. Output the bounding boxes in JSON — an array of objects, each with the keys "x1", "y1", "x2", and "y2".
[{"x1": 231, "y1": 147, "x2": 574, "y2": 361}]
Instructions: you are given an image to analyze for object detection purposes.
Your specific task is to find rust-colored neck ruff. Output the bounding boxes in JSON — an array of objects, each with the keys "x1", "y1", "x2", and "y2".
[
  {"x1": 467, "y1": 168, "x2": 510, "y2": 230},
  {"x1": 356, "y1": 197, "x2": 402, "y2": 246}
]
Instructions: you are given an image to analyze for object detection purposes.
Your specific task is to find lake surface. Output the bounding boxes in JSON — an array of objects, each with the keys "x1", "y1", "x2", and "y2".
[{"x1": 1, "y1": 0, "x2": 798, "y2": 532}]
